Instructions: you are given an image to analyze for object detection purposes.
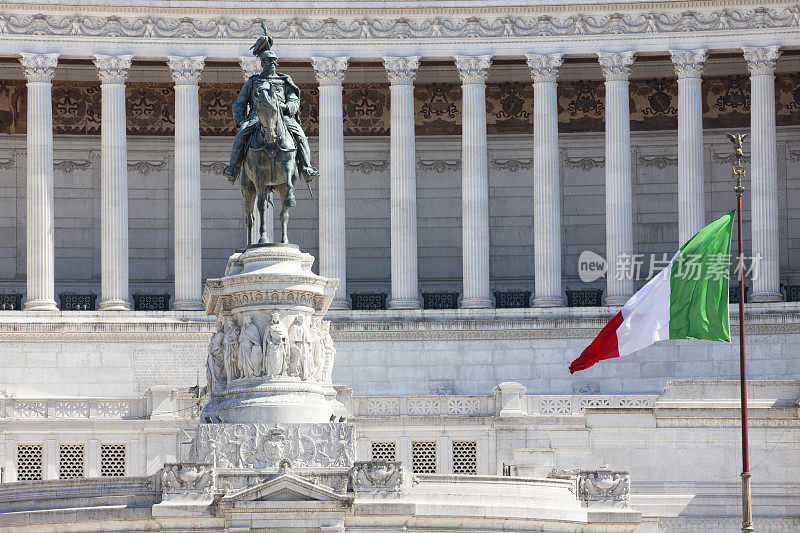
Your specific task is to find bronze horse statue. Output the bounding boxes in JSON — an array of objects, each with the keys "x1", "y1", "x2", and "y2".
[{"x1": 239, "y1": 81, "x2": 298, "y2": 245}]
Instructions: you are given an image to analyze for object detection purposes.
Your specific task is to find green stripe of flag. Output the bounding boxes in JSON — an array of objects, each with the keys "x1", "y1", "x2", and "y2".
[{"x1": 669, "y1": 210, "x2": 735, "y2": 342}]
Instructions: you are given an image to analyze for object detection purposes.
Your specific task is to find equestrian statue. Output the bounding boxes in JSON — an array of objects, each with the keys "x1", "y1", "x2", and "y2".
[{"x1": 222, "y1": 24, "x2": 319, "y2": 245}]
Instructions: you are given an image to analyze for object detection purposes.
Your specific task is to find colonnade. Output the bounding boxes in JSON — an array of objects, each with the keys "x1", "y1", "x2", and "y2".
[{"x1": 17, "y1": 46, "x2": 784, "y2": 310}]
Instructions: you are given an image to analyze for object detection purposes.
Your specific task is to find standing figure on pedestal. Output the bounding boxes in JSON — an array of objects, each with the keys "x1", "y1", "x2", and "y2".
[
  {"x1": 310, "y1": 316, "x2": 324, "y2": 380},
  {"x1": 321, "y1": 320, "x2": 336, "y2": 383},
  {"x1": 238, "y1": 315, "x2": 262, "y2": 378},
  {"x1": 288, "y1": 315, "x2": 311, "y2": 379},
  {"x1": 223, "y1": 317, "x2": 240, "y2": 380},
  {"x1": 207, "y1": 320, "x2": 226, "y2": 390},
  {"x1": 264, "y1": 311, "x2": 289, "y2": 377}
]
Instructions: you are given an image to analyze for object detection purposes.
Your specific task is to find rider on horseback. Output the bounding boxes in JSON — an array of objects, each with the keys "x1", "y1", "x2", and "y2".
[{"x1": 222, "y1": 26, "x2": 319, "y2": 186}]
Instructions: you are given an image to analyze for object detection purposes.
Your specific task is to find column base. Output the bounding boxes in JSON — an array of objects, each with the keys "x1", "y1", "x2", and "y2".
[
  {"x1": 532, "y1": 296, "x2": 565, "y2": 308},
  {"x1": 388, "y1": 297, "x2": 422, "y2": 310},
  {"x1": 23, "y1": 298, "x2": 59, "y2": 312},
  {"x1": 748, "y1": 291, "x2": 783, "y2": 303},
  {"x1": 603, "y1": 294, "x2": 630, "y2": 307},
  {"x1": 328, "y1": 298, "x2": 351, "y2": 310},
  {"x1": 98, "y1": 298, "x2": 132, "y2": 311},
  {"x1": 171, "y1": 299, "x2": 205, "y2": 311},
  {"x1": 460, "y1": 297, "x2": 494, "y2": 309}
]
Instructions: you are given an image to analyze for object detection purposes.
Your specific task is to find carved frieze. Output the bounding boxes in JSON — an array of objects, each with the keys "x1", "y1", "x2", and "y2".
[
  {"x1": 0, "y1": 8, "x2": 799, "y2": 43},
  {"x1": 193, "y1": 422, "x2": 355, "y2": 470}
]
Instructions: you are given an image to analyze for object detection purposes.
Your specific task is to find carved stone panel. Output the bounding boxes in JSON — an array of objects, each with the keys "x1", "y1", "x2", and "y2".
[{"x1": 193, "y1": 423, "x2": 355, "y2": 470}]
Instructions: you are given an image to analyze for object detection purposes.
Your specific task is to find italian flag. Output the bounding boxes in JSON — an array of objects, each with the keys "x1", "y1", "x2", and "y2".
[{"x1": 570, "y1": 211, "x2": 735, "y2": 373}]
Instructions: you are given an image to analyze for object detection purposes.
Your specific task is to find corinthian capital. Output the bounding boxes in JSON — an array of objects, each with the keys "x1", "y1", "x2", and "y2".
[
  {"x1": 743, "y1": 45, "x2": 781, "y2": 76},
  {"x1": 239, "y1": 56, "x2": 261, "y2": 81},
  {"x1": 669, "y1": 49, "x2": 707, "y2": 79},
  {"x1": 19, "y1": 52, "x2": 59, "y2": 83},
  {"x1": 525, "y1": 53, "x2": 563, "y2": 83},
  {"x1": 311, "y1": 57, "x2": 349, "y2": 86},
  {"x1": 167, "y1": 56, "x2": 205, "y2": 86},
  {"x1": 597, "y1": 51, "x2": 635, "y2": 81},
  {"x1": 454, "y1": 55, "x2": 492, "y2": 84},
  {"x1": 93, "y1": 54, "x2": 133, "y2": 84},
  {"x1": 383, "y1": 56, "x2": 420, "y2": 86}
]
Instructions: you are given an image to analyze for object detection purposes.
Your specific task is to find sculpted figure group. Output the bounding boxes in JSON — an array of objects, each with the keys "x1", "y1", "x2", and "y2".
[{"x1": 206, "y1": 312, "x2": 335, "y2": 390}]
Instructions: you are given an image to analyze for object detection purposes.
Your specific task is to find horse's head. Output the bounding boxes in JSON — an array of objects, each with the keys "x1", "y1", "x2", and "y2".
[{"x1": 254, "y1": 82, "x2": 282, "y2": 143}]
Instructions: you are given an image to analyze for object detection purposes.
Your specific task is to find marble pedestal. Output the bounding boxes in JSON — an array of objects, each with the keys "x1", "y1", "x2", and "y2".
[{"x1": 201, "y1": 244, "x2": 341, "y2": 425}]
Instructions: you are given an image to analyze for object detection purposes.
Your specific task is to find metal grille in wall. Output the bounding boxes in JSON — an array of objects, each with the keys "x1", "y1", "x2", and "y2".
[
  {"x1": 566, "y1": 289, "x2": 603, "y2": 307},
  {"x1": 58, "y1": 293, "x2": 97, "y2": 311},
  {"x1": 58, "y1": 444, "x2": 85, "y2": 479},
  {"x1": 351, "y1": 293, "x2": 387, "y2": 311},
  {"x1": 132, "y1": 293, "x2": 171, "y2": 311},
  {"x1": 422, "y1": 292, "x2": 459, "y2": 310},
  {"x1": 100, "y1": 444, "x2": 126, "y2": 477},
  {"x1": 786, "y1": 285, "x2": 800, "y2": 302},
  {"x1": 411, "y1": 441, "x2": 437, "y2": 474},
  {"x1": 729, "y1": 286, "x2": 749, "y2": 304},
  {"x1": 0, "y1": 293, "x2": 22, "y2": 310},
  {"x1": 494, "y1": 291, "x2": 531, "y2": 308},
  {"x1": 16, "y1": 444, "x2": 43, "y2": 481},
  {"x1": 371, "y1": 441, "x2": 397, "y2": 462},
  {"x1": 451, "y1": 440, "x2": 478, "y2": 475}
]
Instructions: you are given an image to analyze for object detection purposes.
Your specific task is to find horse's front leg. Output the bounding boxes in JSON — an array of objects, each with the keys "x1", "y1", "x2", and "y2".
[
  {"x1": 280, "y1": 203, "x2": 289, "y2": 244},
  {"x1": 283, "y1": 156, "x2": 296, "y2": 208},
  {"x1": 257, "y1": 189, "x2": 268, "y2": 244},
  {"x1": 244, "y1": 213, "x2": 253, "y2": 247}
]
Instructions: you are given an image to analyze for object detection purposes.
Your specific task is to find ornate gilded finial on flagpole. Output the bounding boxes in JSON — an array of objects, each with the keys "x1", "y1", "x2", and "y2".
[{"x1": 727, "y1": 132, "x2": 748, "y2": 198}]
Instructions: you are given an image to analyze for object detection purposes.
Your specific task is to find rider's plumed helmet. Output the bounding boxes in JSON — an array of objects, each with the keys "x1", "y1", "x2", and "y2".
[{"x1": 251, "y1": 22, "x2": 276, "y2": 59}]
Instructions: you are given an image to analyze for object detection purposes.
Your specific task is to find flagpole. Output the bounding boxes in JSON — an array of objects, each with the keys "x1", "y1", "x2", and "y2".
[{"x1": 729, "y1": 132, "x2": 753, "y2": 533}]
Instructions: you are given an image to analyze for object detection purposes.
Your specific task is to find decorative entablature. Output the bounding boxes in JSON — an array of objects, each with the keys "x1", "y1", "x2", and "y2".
[
  {"x1": 0, "y1": 3, "x2": 798, "y2": 57},
  {"x1": 202, "y1": 247, "x2": 337, "y2": 317}
]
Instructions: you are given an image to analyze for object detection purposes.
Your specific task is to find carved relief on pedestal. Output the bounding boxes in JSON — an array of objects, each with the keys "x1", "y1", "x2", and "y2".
[
  {"x1": 207, "y1": 310, "x2": 336, "y2": 387},
  {"x1": 193, "y1": 423, "x2": 355, "y2": 470}
]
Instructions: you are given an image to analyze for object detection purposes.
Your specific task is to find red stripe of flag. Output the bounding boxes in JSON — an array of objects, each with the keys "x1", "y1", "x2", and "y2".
[{"x1": 569, "y1": 311, "x2": 623, "y2": 374}]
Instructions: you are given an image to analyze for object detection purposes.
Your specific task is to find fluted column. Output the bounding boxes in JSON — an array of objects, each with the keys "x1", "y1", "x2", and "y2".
[
  {"x1": 384, "y1": 56, "x2": 422, "y2": 309},
  {"x1": 744, "y1": 46, "x2": 782, "y2": 302},
  {"x1": 455, "y1": 55, "x2": 493, "y2": 309},
  {"x1": 240, "y1": 56, "x2": 273, "y2": 244},
  {"x1": 526, "y1": 53, "x2": 565, "y2": 307},
  {"x1": 20, "y1": 53, "x2": 59, "y2": 311},
  {"x1": 311, "y1": 57, "x2": 349, "y2": 309},
  {"x1": 670, "y1": 49, "x2": 707, "y2": 246},
  {"x1": 94, "y1": 55, "x2": 133, "y2": 311},
  {"x1": 167, "y1": 56, "x2": 205, "y2": 311},
  {"x1": 598, "y1": 52, "x2": 635, "y2": 306}
]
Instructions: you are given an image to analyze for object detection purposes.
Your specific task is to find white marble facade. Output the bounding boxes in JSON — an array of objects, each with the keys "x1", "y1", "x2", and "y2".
[{"x1": 1, "y1": 0, "x2": 800, "y2": 531}]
